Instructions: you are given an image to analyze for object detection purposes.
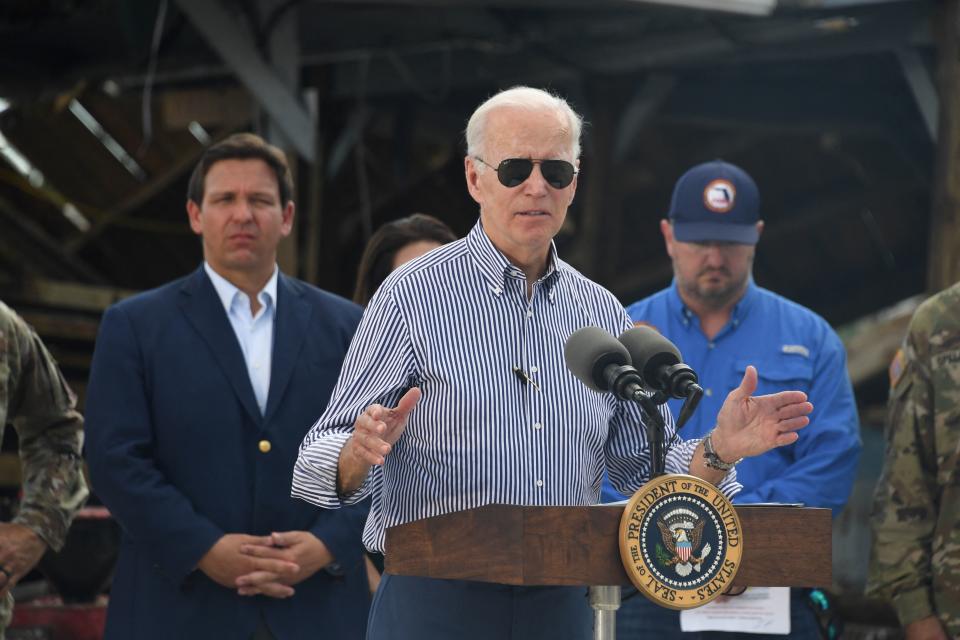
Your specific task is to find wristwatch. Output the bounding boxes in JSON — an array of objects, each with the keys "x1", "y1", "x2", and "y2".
[{"x1": 702, "y1": 430, "x2": 741, "y2": 472}]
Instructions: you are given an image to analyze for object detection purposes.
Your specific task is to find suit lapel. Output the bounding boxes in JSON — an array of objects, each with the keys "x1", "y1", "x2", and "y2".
[
  {"x1": 263, "y1": 273, "x2": 312, "y2": 425},
  {"x1": 178, "y1": 267, "x2": 262, "y2": 426}
]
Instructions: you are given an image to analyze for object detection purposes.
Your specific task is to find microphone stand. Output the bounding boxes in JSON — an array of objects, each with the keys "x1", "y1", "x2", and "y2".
[
  {"x1": 629, "y1": 388, "x2": 669, "y2": 479},
  {"x1": 676, "y1": 384, "x2": 704, "y2": 431},
  {"x1": 591, "y1": 381, "x2": 701, "y2": 640},
  {"x1": 589, "y1": 388, "x2": 670, "y2": 640}
]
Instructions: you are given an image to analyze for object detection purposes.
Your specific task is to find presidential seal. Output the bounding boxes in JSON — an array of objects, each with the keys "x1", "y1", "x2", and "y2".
[{"x1": 619, "y1": 474, "x2": 743, "y2": 610}]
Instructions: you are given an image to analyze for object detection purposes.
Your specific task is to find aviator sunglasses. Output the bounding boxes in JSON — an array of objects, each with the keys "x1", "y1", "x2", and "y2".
[{"x1": 474, "y1": 157, "x2": 578, "y2": 189}]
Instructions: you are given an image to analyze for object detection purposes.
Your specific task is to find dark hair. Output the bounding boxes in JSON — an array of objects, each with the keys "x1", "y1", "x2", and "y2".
[
  {"x1": 186, "y1": 133, "x2": 294, "y2": 206},
  {"x1": 353, "y1": 213, "x2": 458, "y2": 306}
]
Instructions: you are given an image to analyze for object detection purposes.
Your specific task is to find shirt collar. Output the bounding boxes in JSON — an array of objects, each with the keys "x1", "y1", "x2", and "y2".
[
  {"x1": 667, "y1": 280, "x2": 691, "y2": 324},
  {"x1": 731, "y1": 279, "x2": 757, "y2": 321},
  {"x1": 667, "y1": 278, "x2": 757, "y2": 327},
  {"x1": 465, "y1": 220, "x2": 562, "y2": 299},
  {"x1": 204, "y1": 262, "x2": 278, "y2": 316}
]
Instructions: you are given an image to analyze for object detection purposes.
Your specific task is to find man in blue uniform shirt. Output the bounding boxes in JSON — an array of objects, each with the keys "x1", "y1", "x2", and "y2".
[{"x1": 605, "y1": 160, "x2": 861, "y2": 639}]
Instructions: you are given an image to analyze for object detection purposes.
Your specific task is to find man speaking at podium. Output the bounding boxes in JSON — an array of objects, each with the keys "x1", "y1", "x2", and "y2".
[{"x1": 293, "y1": 86, "x2": 813, "y2": 640}]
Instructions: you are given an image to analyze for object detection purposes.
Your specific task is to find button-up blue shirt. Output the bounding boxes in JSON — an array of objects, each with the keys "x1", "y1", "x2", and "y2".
[
  {"x1": 603, "y1": 281, "x2": 860, "y2": 515},
  {"x1": 204, "y1": 263, "x2": 277, "y2": 415},
  {"x1": 293, "y1": 222, "x2": 740, "y2": 553}
]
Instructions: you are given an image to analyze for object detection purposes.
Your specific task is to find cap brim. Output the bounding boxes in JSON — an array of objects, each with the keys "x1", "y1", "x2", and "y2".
[{"x1": 672, "y1": 221, "x2": 758, "y2": 245}]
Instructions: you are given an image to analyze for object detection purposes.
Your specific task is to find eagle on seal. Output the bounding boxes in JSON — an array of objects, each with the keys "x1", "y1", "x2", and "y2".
[{"x1": 657, "y1": 518, "x2": 707, "y2": 566}]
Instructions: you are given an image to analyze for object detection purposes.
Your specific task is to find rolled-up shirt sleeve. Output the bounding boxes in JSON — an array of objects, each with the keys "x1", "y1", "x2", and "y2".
[
  {"x1": 293, "y1": 288, "x2": 418, "y2": 509},
  {"x1": 665, "y1": 434, "x2": 741, "y2": 497},
  {"x1": 605, "y1": 395, "x2": 741, "y2": 499}
]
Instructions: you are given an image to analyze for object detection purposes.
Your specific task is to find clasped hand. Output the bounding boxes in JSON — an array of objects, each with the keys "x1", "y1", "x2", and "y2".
[{"x1": 197, "y1": 531, "x2": 332, "y2": 599}]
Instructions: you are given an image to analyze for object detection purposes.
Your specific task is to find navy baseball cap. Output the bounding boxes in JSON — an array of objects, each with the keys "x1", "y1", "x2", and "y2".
[{"x1": 668, "y1": 160, "x2": 760, "y2": 245}]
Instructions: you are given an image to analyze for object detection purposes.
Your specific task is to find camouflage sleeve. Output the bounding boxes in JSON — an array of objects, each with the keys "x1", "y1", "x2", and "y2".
[
  {"x1": 866, "y1": 310, "x2": 940, "y2": 626},
  {"x1": 6, "y1": 310, "x2": 88, "y2": 552}
]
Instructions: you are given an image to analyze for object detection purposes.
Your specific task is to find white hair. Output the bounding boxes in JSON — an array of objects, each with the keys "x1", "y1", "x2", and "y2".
[{"x1": 465, "y1": 86, "x2": 583, "y2": 164}]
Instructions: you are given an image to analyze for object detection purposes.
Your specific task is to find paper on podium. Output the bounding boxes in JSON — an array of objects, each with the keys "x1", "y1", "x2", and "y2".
[
  {"x1": 736, "y1": 502, "x2": 804, "y2": 508},
  {"x1": 599, "y1": 500, "x2": 804, "y2": 507},
  {"x1": 679, "y1": 587, "x2": 790, "y2": 634}
]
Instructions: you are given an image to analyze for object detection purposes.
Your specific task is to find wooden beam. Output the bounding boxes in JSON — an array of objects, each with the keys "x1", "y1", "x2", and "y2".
[
  {"x1": 304, "y1": 88, "x2": 326, "y2": 285},
  {"x1": 630, "y1": 0, "x2": 773, "y2": 15},
  {"x1": 160, "y1": 87, "x2": 252, "y2": 130},
  {"x1": 898, "y1": 47, "x2": 938, "y2": 141},
  {"x1": 174, "y1": 0, "x2": 316, "y2": 161},
  {"x1": 63, "y1": 138, "x2": 213, "y2": 255},
  {"x1": 13, "y1": 277, "x2": 137, "y2": 313},
  {"x1": 613, "y1": 74, "x2": 675, "y2": 162},
  {"x1": 43, "y1": 348, "x2": 92, "y2": 372},
  {"x1": 841, "y1": 295, "x2": 924, "y2": 387},
  {"x1": 927, "y1": 0, "x2": 960, "y2": 291},
  {"x1": 0, "y1": 195, "x2": 105, "y2": 283},
  {"x1": 17, "y1": 310, "x2": 101, "y2": 342},
  {"x1": 568, "y1": 80, "x2": 614, "y2": 280},
  {"x1": 0, "y1": 229, "x2": 63, "y2": 278}
]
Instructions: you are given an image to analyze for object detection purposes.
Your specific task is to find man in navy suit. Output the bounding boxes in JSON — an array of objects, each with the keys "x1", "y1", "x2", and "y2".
[{"x1": 85, "y1": 133, "x2": 369, "y2": 639}]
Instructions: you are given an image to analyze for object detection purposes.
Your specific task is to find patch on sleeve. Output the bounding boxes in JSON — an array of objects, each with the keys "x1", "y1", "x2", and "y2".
[
  {"x1": 781, "y1": 344, "x2": 810, "y2": 358},
  {"x1": 632, "y1": 320, "x2": 660, "y2": 333},
  {"x1": 888, "y1": 348, "x2": 905, "y2": 389}
]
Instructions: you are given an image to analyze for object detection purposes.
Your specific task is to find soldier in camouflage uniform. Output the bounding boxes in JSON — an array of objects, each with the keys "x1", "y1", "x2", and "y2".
[
  {"x1": 0, "y1": 300, "x2": 88, "y2": 636},
  {"x1": 868, "y1": 282, "x2": 960, "y2": 640}
]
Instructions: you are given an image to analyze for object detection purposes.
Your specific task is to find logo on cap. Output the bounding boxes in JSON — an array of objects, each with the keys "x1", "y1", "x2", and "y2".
[{"x1": 703, "y1": 180, "x2": 736, "y2": 214}]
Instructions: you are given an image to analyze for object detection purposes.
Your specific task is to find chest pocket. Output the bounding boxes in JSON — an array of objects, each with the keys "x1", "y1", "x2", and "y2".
[{"x1": 734, "y1": 356, "x2": 813, "y2": 396}]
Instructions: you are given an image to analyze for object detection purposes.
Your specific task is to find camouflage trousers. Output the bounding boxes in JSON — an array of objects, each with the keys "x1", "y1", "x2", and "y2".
[{"x1": 0, "y1": 591, "x2": 11, "y2": 639}]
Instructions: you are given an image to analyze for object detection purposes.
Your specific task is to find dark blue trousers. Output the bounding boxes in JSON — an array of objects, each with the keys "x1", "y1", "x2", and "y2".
[
  {"x1": 615, "y1": 588, "x2": 821, "y2": 639},
  {"x1": 367, "y1": 574, "x2": 593, "y2": 640}
]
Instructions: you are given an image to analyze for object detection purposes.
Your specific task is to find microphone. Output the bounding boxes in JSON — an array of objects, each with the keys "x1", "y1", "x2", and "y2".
[
  {"x1": 563, "y1": 327, "x2": 646, "y2": 402},
  {"x1": 618, "y1": 326, "x2": 700, "y2": 399},
  {"x1": 618, "y1": 326, "x2": 703, "y2": 429}
]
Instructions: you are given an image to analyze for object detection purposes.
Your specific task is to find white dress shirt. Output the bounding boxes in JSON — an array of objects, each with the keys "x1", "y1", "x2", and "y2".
[{"x1": 204, "y1": 263, "x2": 278, "y2": 414}]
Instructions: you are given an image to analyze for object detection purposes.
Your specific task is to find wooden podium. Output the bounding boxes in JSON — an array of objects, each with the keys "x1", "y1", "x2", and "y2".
[
  {"x1": 385, "y1": 503, "x2": 831, "y2": 639},
  {"x1": 385, "y1": 503, "x2": 831, "y2": 587}
]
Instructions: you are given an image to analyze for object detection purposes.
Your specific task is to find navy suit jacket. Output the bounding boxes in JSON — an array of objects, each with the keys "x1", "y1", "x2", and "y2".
[{"x1": 85, "y1": 267, "x2": 369, "y2": 639}]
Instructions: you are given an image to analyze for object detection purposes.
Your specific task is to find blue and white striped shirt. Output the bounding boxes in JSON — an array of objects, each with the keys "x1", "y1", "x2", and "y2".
[{"x1": 292, "y1": 221, "x2": 740, "y2": 553}]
